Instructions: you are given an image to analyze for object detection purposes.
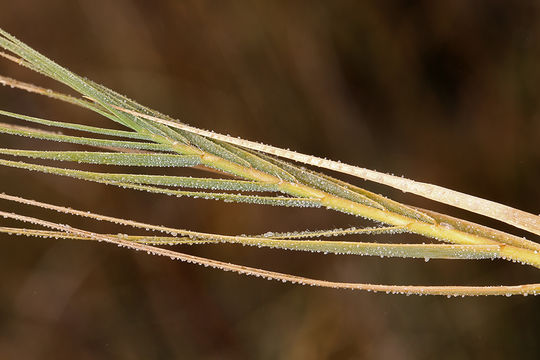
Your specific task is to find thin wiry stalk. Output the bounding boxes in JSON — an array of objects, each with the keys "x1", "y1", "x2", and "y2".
[
  {"x1": 1, "y1": 210, "x2": 539, "y2": 297},
  {"x1": 0, "y1": 227, "x2": 219, "y2": 245}
]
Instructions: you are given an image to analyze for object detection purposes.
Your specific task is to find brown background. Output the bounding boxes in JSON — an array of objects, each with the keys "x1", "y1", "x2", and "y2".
[{"x1": 0, "y1": 1, "x2": 539, "y2": 359}]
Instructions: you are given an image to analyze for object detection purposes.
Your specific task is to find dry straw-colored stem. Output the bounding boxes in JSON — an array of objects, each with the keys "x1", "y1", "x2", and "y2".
[{"x1": 1, "y1": 209, "x2": 538, "y2": 297}]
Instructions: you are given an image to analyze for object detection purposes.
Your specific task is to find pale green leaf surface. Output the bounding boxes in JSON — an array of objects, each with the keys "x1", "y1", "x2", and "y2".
[
  {"x1": 0, "y1": 149, "x2": 202, "y2": 167},
  {"x1": 0, "y1": 122, "x2": 171, "y2": 151},
  {"x1": 0, "y1": 109, "x2": 151, "y2": 140},
  {"x1": 0, "y1": 158, "x2": 281, "y2": 193}
]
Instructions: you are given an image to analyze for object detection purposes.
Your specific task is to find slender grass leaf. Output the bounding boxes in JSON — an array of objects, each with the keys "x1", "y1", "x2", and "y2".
[
  {"x1": 0, "y1": 158, "x2": 282, "y2": 192},
  {"x1": 215, "y1": 141, "x2": 298, "y2": 182},
  {"x1": 0, "y1": 122, "x2": 171, "y2": 151},
  {"x1": 0, "y1": 109, "x2": 151, "y2": 140},
  {"x1": 261, "y1": 154, "x2": 386, "y2": 210},
  {"x1": 0, "y1": 149, "x2": 202, "y2": 167},
  {"x1": 255, "y1": 226, "x2": 408, "y2": 239}
]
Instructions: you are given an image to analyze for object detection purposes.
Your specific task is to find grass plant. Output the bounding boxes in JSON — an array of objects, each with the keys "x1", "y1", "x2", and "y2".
[{"x1": 0, "y1": 28, "x2": 539, "y2": 296}]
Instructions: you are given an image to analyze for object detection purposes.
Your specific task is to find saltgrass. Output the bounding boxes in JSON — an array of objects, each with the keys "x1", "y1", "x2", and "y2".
[{"x1": 0, "y1": 28, "x2": 539, "y2": 296}]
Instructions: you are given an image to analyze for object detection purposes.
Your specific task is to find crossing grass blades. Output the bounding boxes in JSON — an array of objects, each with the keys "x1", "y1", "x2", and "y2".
[{"x1": 0, "y1": 28, "x2": 539, "y2": 297}]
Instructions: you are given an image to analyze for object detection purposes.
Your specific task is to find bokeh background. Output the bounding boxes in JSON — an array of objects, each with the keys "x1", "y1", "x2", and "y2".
[{"x1": 1, "y1": 1, "x2": 539, "y2": 359}]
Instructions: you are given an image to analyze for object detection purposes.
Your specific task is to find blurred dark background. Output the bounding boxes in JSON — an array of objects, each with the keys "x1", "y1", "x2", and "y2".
[{"x1": 0, "y1": 1, "x2": 539, "y2": 359}]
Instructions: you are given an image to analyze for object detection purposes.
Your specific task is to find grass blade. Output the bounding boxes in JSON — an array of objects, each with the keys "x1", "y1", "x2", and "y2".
[
  {"x1": 0, "y1": 121, "x2": 171, "y2": 151},
  {"x1": 112, "y1": 106, "x2": 540, "y2": 236},
  {"x1": 0, "y1": 209, "x2": 538, "y2": 297},
  {"x1": 0, "y1": 149, "x2": 202, "y2": 167}
]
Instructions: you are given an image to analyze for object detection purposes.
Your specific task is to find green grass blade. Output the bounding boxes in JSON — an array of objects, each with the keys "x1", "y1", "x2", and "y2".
[
  {"x1": 0, "y1": 221, "x2": 500, "y2": 261},
  {"x1": 105, "y1": 181, "x2": 321, "y2": 207},
  {"x1": 0, "y1": 75, "x2": 140, "y2": 127},
  {"x1": 88, "y1": 82, "x2": 191, "y2": 144},
  {"x1": 0, "y1": 32, "x2": 157, "y2": 134},
  {"x1": 0, "y1": 158, "x2": 281, "y2": 192},
  {"x1": 221, "y1": 237, "x2": 502, "y2": 259},
  {"x1": 318, "y1": 171, "x2": 437, "y2": 224},
  {"x1": 0, "y1": 159, "x2": 316, "y2": 207},
  {"x1": 0, "y1": 109, "x2": 151, "y2": 140},
  {"x1": 215, "y1": 142, "x2": 298, "y2": 182},
  {"x1": 262, "y1": 155, "x2": 386, "y2": 210},
  {"x1": 255, "y1": 226, "x2": 407, "y2": 239},
  {"x1": 0, "y1": 149, "x2": 202, "y2": 167},
  {"x1": 178, "y1": 131, "x2": 253, "y2": 168},
  {"x1": 0, "y1": 122, "x2": 172, "y2": 151},
  {"x1": 418, "y1": 208, "x2": 540, "y2": 252}
]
